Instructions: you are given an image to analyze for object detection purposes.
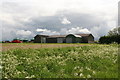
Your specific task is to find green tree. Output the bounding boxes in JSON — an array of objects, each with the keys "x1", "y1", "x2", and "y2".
[{"x1": 108, "y1": 27, "x2": 120, "y2": 36}]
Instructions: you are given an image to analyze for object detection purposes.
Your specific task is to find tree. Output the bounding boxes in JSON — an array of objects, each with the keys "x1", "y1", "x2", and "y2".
[
  {"x1": 99, "y1": 27, "x2": 120, "y2": 44},
  {"x1": 108, "y1": 27, "x2": 120, "y2": 36}
]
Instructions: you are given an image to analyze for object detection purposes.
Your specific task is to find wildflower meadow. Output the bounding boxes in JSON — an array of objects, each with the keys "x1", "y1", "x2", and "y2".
[{"x1": 1, "y1": 44, "x2": 118, "y2": 78}]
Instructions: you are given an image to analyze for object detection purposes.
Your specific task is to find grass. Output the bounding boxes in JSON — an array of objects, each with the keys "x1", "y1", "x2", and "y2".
[
  {"x1": 2, "y1": 43, "x2": 90, "y2": 52},
  {"x1": 1, "y1": 44, "x2": 118, "y2": 78}
]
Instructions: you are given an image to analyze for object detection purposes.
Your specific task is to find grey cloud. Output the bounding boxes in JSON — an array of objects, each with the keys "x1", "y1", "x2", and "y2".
[
  {"x1": 1, "y1": 0, "x2": 118, "y2": 41},
  {"x1": 2, "y1": 10, "x2": 117, "y2": 40},
  {"x1": 21, "y1": 11, "x2": 116, "y2": 39}
]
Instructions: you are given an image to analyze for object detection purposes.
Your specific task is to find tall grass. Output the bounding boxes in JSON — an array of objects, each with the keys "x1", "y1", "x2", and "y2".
[{"x1": 1, "y1": 44, "x2": 118, "y2": 78}]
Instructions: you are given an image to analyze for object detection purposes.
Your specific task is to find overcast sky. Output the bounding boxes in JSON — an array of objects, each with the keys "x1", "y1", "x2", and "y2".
[{"x1": 0, "y1": 0, "x2": 119, "y2": 41}]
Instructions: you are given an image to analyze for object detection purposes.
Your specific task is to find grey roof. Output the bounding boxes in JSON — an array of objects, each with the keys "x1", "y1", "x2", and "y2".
[
  {"x1": 74, "y1": 35, "x2": 82, "y2": 38},
  {"x1": 35, "y1": 34, "x2": 94, "y2": 38},
  {"x1": 76, "y1": 34, "x2": 92, "y2": 37},
  {"x1": 49, "y1": 35, "x2": 66, "y2": 38},
  {"x1": 66, "y1": 34, "x2": 82, "y2": 38},
  {"x1": 34, "y1": 35, "x2": 49, "y2": 38}
]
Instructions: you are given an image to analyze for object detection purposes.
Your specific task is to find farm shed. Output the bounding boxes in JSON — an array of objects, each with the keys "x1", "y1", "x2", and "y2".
[
  {"x1": 34, "y1": 35, "x2": 49, "y2": 43},
  {"x1": 77, "y1": 34, "x2": 94, "y2": 43},
  {"x1": 46, "y1": 35, "x2": 66, "y2": 43},
  {"x1": 34, "y1": 34, "x2": 94, "y2": 43},
  {"x1": 66, "y1": 34, "x2": 82, "y2": 43}
]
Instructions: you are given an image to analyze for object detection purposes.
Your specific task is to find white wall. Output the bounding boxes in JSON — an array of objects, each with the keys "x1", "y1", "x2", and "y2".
[
  {"x1": 57, "y1": 38, "x2": 63, "y2": 43},
  {"x1": 66, "y1": 38, "x2": 72, "y2": 43}
]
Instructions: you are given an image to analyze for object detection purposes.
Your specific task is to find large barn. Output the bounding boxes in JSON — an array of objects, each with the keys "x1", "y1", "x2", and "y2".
[{"x1": 34, "y1": 34, "x2": 94, "y2": 43}]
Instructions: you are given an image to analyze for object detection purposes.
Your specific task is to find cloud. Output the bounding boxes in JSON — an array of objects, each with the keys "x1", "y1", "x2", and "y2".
[
  {"x1": 36, "y1": 27, "x2": 91, "y2": 36},
  {"x1": 1, "y1": 0, "x2": 118, "y2": 41},
  {"x1": 61, "y1": 27, "x2": 91, "y2": 34},
  {"x1": 36, "y1": 29, "x2": 60, "y2": 35},
  {"x1": 36, "y1": 29, "x2": 47, "y2": 32},
  {"x1": 78, "y1": 28, "x2": 91, "y2": 34},
  {"x1": 61, "y1": 17, "x2": 71, "y2": 24},
  {"x1": 16, "y1": 30, "x2": 32, "y2": 36}
]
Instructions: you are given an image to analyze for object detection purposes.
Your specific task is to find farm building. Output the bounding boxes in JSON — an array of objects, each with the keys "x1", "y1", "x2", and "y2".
[
  {"x1": 77, "y1": 34, "x2": 94, "y2": 43},
  {"x1": 34, "y1": 35, "x2": 49, "y2": 43},
  {"x1": 66, "y1": 34, "x2": 82, "y2": 43},
  {"x1": 34, "y1": 34, "x2": 94, "y2": 43},
  {"x1": 46, "y1": 35, "x2": 66, "y2": 43}
]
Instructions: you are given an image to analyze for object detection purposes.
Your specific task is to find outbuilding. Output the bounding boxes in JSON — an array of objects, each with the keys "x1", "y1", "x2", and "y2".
[
  {"x1": 34, "y1": 34, "x2": 94, "y2": 43},
  {"x1": 34, "y1": 35, "x2": 49, "y2": 43},
  {"x1": 77, "y1": 34, "x2": 94, "y2": 43},
  {"x1": 66, "y1": 34, "x2": 82, "y2": 43},
  {"x1": 46, "y1": 35, "x2": 66, "y2": 43}
]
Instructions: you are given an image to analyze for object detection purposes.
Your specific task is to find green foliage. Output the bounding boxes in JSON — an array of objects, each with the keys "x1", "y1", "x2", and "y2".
[
  {"x1": 99, "y1": 35, "x2": 120, "y2": 44},
  {"x1": 108, "y1": 27, "x2": 120, "y2": 36},
  {"x1": 99, "y1": 27, "x2": 120, "y2": 44},
  {"x1": 2, "y1": 44, "x2": 118, "y2": 78}
]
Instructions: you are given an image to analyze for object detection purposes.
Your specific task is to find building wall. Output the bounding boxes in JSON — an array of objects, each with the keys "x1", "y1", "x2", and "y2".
[
  {"x1": 46, "y1": 38, "x2": 57, "y2": 43},
  {"x1": 34, "y1": 36, "x2": 47, "y2": 43},
  {"x1": 41, "y1": 37, "x2": 46, "y2": 43},
  {"x1": 81, "y1": 37, "x2": 88, "y2": 43},
  {"x1": 88, "y1": 35, "x2": 94, "y2": 43},
  {"x1": 66, "y1": 35, "x2": 81, "y2": 43},
  {"x1": 57, "y1": 38, "x2": 64, "y2": 43},
  {"x1": 66, "y1": 38, "x2": 72, "y2": 43},
  {"x1": 76, "y1": 37, "x2": 82, "y2": 43},
  {"x1": 34, "y1": 37, "x2": 41, "y2": 43},
  {"x1": 34, "y1": 34, "x2": 94, "y2": 43}
]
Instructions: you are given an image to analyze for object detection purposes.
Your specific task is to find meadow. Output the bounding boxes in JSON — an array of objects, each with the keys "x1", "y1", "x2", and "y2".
[{"x1": 1, "y1": 43, "x2": 118, "y2": 78}]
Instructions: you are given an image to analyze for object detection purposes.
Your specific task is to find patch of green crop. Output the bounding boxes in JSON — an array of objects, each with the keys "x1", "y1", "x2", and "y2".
[{"x1": 1, "y1": 44, "x2": 118, "y2": 78}]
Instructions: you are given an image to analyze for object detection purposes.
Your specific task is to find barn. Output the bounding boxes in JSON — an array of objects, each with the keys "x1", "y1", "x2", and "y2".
[
  {"x1": 66, "y1": 34, "x2": 82, "y2": 43},
  {"x1": 46, "y1": 35, "x2": 66, "y2": 43},
  {"x1": 34, "y1": 34, "x2": 94, "y2": 43},
  {"x1": 77, "y1": 34, "x2": 94, "y2": 43},
  {"x1": 34, "y1": 35, "x2": 49, "y2": 43}
]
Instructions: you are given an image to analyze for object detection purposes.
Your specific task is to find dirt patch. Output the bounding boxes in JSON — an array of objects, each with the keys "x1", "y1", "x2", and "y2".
[{"x1": 1, "y1": 43, "x2": 88, "y2": 52}]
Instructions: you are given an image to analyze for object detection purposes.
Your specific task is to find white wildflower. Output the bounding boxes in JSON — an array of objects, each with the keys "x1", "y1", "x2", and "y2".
[
  {"x1": 79, "y1": 68, "x2": 83, "y2": 72},
  {"x1": 87, "y1": 75, "x2": 91, "y2": 78},
  {"x1": 25, "y1": 76, "x2": 31, "y2": 78},
  {"x1": 0, "y1": 65, "x2": 2, "y2": 69},
  {"x1": 74, "y1": 73, "x2": 78, "y2": 76},
  {"x1": 86, "y1": 67, "x2": 91, "y2": 71},
  {"x1": 79, "y1": 73, "x2": 83, "y2": 77},
  {"x1": 74, "y1": 66, "x2": 80, "y2": 70},
  {"x1": 93, "y1": 71, "x2": 96, "y2": 74},
  {"x1": 31, "y1": 75, "x2": 35, "y2": 78},
  {"x1": 16, "y1": 71, "x2": 21, "y2": 74}
]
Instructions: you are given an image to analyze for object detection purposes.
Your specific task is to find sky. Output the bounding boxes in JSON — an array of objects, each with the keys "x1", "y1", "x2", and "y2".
[{"x1": 0, "y1": 0, "x2": 119, "y2": 41}]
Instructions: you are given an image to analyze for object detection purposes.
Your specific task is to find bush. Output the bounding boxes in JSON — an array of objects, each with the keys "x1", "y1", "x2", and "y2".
[{"x1": 99, "y1": 35, "x2": 120, "y2": 44}]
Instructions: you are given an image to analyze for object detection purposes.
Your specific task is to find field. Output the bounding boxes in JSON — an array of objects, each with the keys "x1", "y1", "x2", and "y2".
[
  {"x1": 1, "y1": 43, "x2": 118, "y2": 78},
  {"x1": 1, "y1": 43, "x2": 88, "y2": 52}
]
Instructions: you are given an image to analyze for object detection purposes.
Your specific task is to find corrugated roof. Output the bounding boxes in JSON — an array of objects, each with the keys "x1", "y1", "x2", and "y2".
[
  {"x1": 35, "y1": 35, "x2": 49, "y2": 38},
  {"x1": 74, "y1": 35, "x2": 81, "y2": 38},
  {"x1": 76, "y1": 34, "x2": 91, "y2": 37},
  {"x1": 35, "y1": 34, "x2": 93, "y2": 38},
  {"x1": 49, "y1": 35, "x2": 66, "y2": 38}
]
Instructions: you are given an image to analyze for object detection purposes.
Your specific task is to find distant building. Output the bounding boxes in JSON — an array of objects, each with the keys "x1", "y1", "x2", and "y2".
[
  {"x1": 46, "y1": 35, "x2": 66, "y2": 43},
  {"x1": 77, "y1": 34, "x2": 94, "y2": 43},
  {"x1": 66, "y1": 34, "x2": 82, "y2": 43},
  {"x1": 34, "y1": 35, "x2": 49, "y2": 43},
  {"x1": 34, "y1": 34, "x2": 94, "y2": 43}
]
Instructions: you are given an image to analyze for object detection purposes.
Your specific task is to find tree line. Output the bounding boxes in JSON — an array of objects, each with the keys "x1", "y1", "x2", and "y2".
[{"x1": 99, "y1": 27, "x2": 120, "y2": 44}]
